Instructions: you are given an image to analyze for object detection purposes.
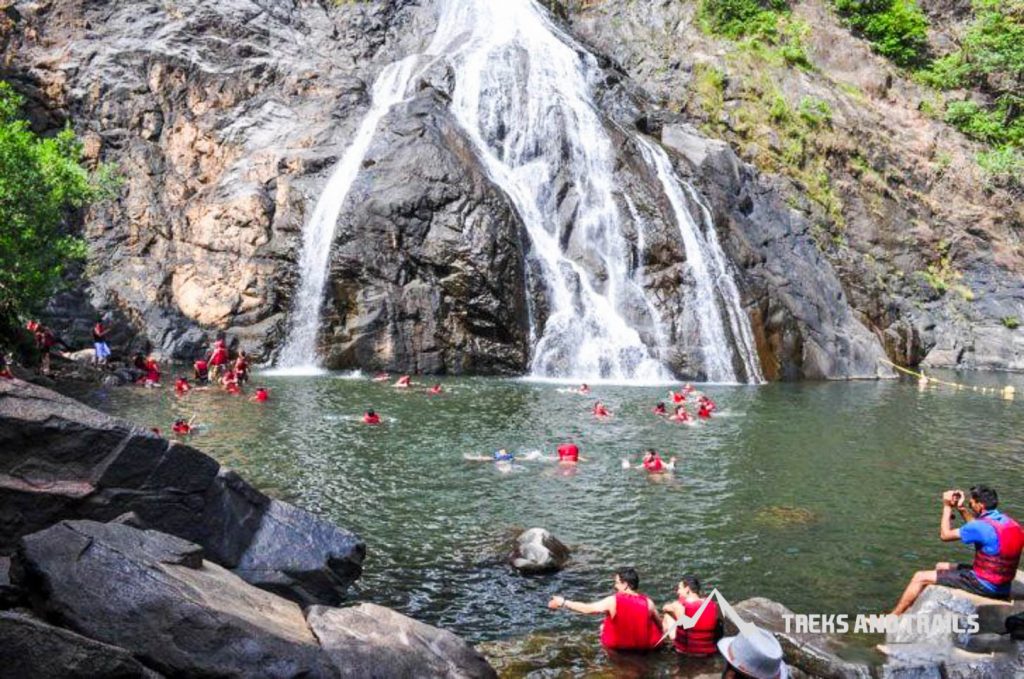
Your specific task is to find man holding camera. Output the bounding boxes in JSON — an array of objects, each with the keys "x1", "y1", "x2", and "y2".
[{"x1": 891, "y1": 485, "x2": 1024, "y2": 615}]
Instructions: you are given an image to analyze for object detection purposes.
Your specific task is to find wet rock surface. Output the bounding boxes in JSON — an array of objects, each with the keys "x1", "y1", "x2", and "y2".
[
  {"x1": 0, "y1": 378, "x2": 364, "y2": 604},
  {"x1": 509, "y1": 527, "x2": 571, "y2": 574}
]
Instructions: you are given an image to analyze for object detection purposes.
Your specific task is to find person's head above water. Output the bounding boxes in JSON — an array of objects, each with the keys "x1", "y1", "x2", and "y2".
[
  {"x1": 366, "y1": 409, "x2": 376, "y2": 417},
  {"x1": 614, "y1": 567, "x2": 640, "y2": 592}
]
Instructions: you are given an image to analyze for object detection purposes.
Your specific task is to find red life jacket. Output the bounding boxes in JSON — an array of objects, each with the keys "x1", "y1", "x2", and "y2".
[
  {"x1": 672, "y1": 391, "x2": 685, "y2": 403},
  {"x1": 172, "y1": 422, "x2": 190, "y2": 435},
  {"x1": 673, "y1": 598, "x2": 718, "y2": 656},
  {"x1": 226, "y1": 383, "x2": 241, "y2": 395},
  {"x1": 643, "y1": 456, "x2": 664, "y2": 473},
  {"x1": 698, "y1": 405, "x2": 711, "y2": 419},
  {"x1": 972, "y1": 513, "x2": 1024, "y2": 587},
  {"x1": 363, "y1": 413, "x2": 380, "y2": 425},
  {"x1": 557, "y1": 444, "x2": 579, "y2": 462},
  {"x1": 255, "y1": 390, "x2": 269, "y2": 402},
  {"x1": 211, "y1": 347, "x2": 228, "y2": 365},
  {"x1": 599, "y1": 592, "x2": 662, "y2": 651},
  {"x1": 175, "y1": 379, "x2": 189, "y2": 393},
  {"x1": 194, "y1": 360, "x2": 208, "y2": 377}
]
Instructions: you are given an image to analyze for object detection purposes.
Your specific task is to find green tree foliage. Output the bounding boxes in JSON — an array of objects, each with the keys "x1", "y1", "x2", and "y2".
[
  {"x1": 699, "y1": 0, "x2": 790, "y2": 39},
  {"x1": 0, "y1": 82, "x2": 117, "y2": 333},
  {"x1": 832, "y1": 0, "x2": 930, "y2": 67}
]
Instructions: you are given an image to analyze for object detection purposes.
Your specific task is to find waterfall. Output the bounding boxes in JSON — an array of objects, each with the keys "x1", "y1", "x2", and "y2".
[
  {"x1": 275, "y1": 56, "x2": 420, "y2": 372},
  {"x1": 275, "y1": 0, "x2": 764, "y2": 383},
  {"x1": 428, "y1": 0, "x2": 669, "y2": 381},
  {"x1": 638, "y1": 139, "x2": 764, "y2": 383}
]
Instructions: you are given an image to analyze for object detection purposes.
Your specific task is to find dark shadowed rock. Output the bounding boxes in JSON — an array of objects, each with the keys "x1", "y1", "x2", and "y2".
[
  {"x1": 0, "y1": 609, "x2": 162, "y2": 678},
  {"x1": 509, "y1": 528, "x2": 571, "y2": 574},
  {"x1": 14, "y1": 520, "x2": 338, "y2": 678},
  {"x1": 0, "y1": 379, "x2": 363, "y2": 604},
  {"x1": 307, "y1": 603, "x2": 496, "y2": 679}
]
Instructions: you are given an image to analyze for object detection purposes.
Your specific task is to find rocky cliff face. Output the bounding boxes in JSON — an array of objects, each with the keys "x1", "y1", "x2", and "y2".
[{"x1": 4, "y1": 0, "x2": 1015, "y2": 378}]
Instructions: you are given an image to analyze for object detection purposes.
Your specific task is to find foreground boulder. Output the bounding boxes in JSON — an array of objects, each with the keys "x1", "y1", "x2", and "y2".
[
  {"x1": 308, "y1": 604, "x2": 497, "y2": 679},
  {"x1": 509, "y1": 528, "x2": 570, "y2": 574},
  {"x1": 0, "y1": 609, "x2": 160, "y2": 678},
  {"x1": 14, "y1": 520, "x2": 335, "y2": 677},
  {"x1": 13, "y1": 520, "x2": 496, "y2": 678},
  {"x1": 0, "y1": 379, "x2": 363, "y2": 604}
]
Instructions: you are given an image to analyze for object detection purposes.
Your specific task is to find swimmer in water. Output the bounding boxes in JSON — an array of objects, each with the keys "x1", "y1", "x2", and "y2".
[
  {"x1": 669, "y1": 405, "x2": 691, "y2": 423},
  {"x1": 683, "y1": 383, "x2": 695, "y2": 395},
  {"x1": 652, "y1": 401, "x2": 667, "y2": 416},
  {"x1": 250, "y1": 387, "x2": 269, "y2": 403},
  {"x1": 428, "y1": 383, "x2": 443, "y2": 395},
  {"x1": 623, "y1": 449, "x2": 676, "y2": 472},
  {"x1": 394, "y1": 375, "x2": 412, "y2": 389},
  {"x1": 174, "y1": 376, "x2": 191, "y2": 396},
  {"x1": 221, "y1": 369, "x2": 241, "y2": 395},
  {"x1": 578, "y1": 383, "x2": 591, "y2": 395},
  {"x1": 697, "y1": 401, "x2": 712, "y2": 420},
  {"x1": 670, "y1": 389, "x2": 686, "y2": 404},
  {"x1": 362, "y1": 409, "x2": 381, "y2": 425},
  {"x1": 557, "y1": 442, "x2": 587, "y2": 463},
  {"x1": 699, "y1": 394, "x2": 717, "y2": 412},
  {"x1": 593, "y1": 401, "x2": 611, "y2": 418},
  {"x1": 493, "y1": 448, "x2": 514, "y2": 462},
  {"x1": 372, "y1": 372, "x2": 390, "y2": 382},
  {"x1": 171, "y1": 417, "x2": 194, "y2": 435},
  {"x1": 463, "y1": 448, "x2": 515, "y2": 463}
]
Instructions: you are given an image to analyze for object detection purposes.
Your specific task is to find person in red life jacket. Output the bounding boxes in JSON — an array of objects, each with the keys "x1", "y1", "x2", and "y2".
[
  {"x1": 699, "y1": 394, "x2": 717, "y2": 412},
  {"x1": 372, "y1": 372, "x2": 391, "y2": 382},
  {"x1": 683, "y1": 383, "x2": 695, "y2": 395},
  {"x1": 35, "y1": 324, "x2": 57, "y2": 376},
  {"x1": 193, "y1": 356, "x2": 210, "y2": 384},
  {"x1": 0, "y1": 354, "x2": 13, "y2": 380},
  {"x1": 251, "y1": 387, "x2": 269, "y2": 403},
  {"x1": 174, "y1": 376, "x2": 191, "y2": 396},
  {"x1": 143, "y1": 356, "x2": 161, "y2": 387},
  {"x1": 394, "y1": 375, "x2": 412, "y2": 388},
  {"x1": 641, "y1": 449, "x2": 676, "y2": 473},
  {"x1": 547, "y1": 567, "x2": 663, "y2": 652},
  {"x1": 652, "y1": 402, "x2": 667, "y2": 416},
  {"x1": 208, "y1": 339, "x2": 229, "y2": 380},
  {"x1": 428, "y1": 383, "x2": 443, "y2": 395},
  {"x1": 697, "y1": 402, "x2": 712, "y2": 420},
  {"x1": 661, "y1": 574, "x2": 719, "y2": 657},
  {"x1": 171, "y1": 418, "x2": 192, "y2": 435},
  {"x1": 669, "y1": 405, "x2": 691, "y2": 423},
  {"x1": 92, "y1": 317, "x2": 112, "y2": 366},
  {"x1": 892, "y1": 485, "x2": 1024, "y2": 614},
  {"x1": 593, "y1": 401, "x2": 611, "y2": 418},
  {"x1": 362, "y1": 409, "x2": 381, "y2": 425},
  {"x1": 557, "y1": 442, "x2": 583, "y2": 463},
  {"x1": 578, "y1": 383, "x2": 590, "y2": 395},
  {"x1": 234, "y1": 351, "x2": 250, "y2": 385},
  {"x1": 220, "y1": 369, "x2": 241, "y2": 394},
  {"x1": 670, "y1": 389, "x2": 686, "y2": 404}
]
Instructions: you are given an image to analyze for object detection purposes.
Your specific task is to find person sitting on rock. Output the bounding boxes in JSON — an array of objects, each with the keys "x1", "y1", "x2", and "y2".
[
  {"x1": 193, "y1": 356, "x2": 210, "y2": 384},
  {"x1": 234, "y1": 351, "x2": 249, "y2": 385},
  {"x1": 653, "y1": 401, "x2": 667, "y2": 416},
  {"x1": 547, "y1": 567, "x2": 663, "y2": 652},
  {"x1": 92, "y1": 316, "x2": 111, "y2": 366},
  {"x1": 593, "y1": 401, "x2": 611, "y2": 418},
  {"x1": 891, "y1": 485, "x2": 1024, "y2": 615},
  {"x1": 661, "y1": 574, "x2": 719, "y2": 657},
  {"x1": 362, "y1": 409, "x2": 381, "y2": 425}
]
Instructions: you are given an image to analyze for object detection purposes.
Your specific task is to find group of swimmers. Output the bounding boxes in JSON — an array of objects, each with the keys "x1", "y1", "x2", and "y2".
[
  {"x1": 359, "y1": 373, "x2": 446, "y2": 424},
  {"x1": 583, "y1": 383, "x2": 716, "y2": 423},
  {"x1": 548, "y1": 567, "x2": 788, "y2": 677}
]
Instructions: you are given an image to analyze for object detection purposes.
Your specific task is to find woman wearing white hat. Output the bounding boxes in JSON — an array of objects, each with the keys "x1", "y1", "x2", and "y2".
[{"x1": 718, "y1": 625, "x2": 789, "y2": 679}]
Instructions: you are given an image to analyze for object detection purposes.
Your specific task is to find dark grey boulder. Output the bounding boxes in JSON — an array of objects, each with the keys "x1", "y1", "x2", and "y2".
[
  {"x1": 13, "y1": 520, "x2": 338, "y2": 678},
  {"x1": 0, "y1": 379, "x2": 363, "y2": 604},
  {"x1": 0, "y1": 609, "x2": 161, "y2": 678},
  {"x1": 307, "y1": 603, "x2": 497, "y2": 679},
  {"x1": 509, "y1": 528, "x2": 571, "y2": 574}
]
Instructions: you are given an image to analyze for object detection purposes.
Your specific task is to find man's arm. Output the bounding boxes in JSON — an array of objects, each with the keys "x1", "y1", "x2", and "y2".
[
  {"x1": 940, "y1": 503, "x2": 960, "y2": 542},
  {"x1": 548, "y1": 594, "x2": 614, "y2": 616},
  {"x1": 662, "y1": 600, "x2": 683, "y2": 616}
]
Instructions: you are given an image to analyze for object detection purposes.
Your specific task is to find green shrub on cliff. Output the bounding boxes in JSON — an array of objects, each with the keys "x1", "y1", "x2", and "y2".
[
  {"x1": 832, "y1": 0, "x2": 930, "y2": 68},
  {"x1": 700, "y1": 0, "x2": 790, "y2": 39},
  {"x1": 0, "y1": 82, "x2": 117, "y2": 336}
]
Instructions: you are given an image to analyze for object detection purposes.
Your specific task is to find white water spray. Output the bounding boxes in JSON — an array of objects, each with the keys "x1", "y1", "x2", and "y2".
[{"x1": 276, "y1": 57, "x2": 420, "y2": 371}]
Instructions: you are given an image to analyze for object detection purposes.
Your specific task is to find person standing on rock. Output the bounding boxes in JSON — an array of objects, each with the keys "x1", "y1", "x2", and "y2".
[
  {"x1": 891, "y1": 485, "x2": 1024, "y2": 615},
  {"x1": 92, "y1": 317, "x2": 111, "y2": 366},
  {"x1": 548, "y1": 567, "x2": 663, "y2": 652}
]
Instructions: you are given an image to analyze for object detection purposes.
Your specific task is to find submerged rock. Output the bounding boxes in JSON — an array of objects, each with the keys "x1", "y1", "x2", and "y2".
[
  {"x1": 0, "y1": 379, "x2": 364, "y2": 605},
  {"x1": 307, "y1": 603, "x2": 497, "y2": 679},
  {"x1": 509, "y1": 528, "x2": 571, "y2": 574}
]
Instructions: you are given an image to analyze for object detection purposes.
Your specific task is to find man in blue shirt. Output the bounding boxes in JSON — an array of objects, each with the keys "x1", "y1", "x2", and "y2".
[{"x1": 891, "y1": 485, "x2": 1023, "y2": 615}]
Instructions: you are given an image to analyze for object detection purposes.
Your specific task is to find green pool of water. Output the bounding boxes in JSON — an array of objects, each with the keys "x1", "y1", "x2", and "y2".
[{"x1": 70, "y1": 371, "x2": 1024, "y2": 675}]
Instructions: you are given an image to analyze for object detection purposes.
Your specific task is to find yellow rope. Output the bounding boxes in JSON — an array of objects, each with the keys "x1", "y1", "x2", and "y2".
[{"x1": 878, "y1": 358, "x2": 1016, "y2": 398}]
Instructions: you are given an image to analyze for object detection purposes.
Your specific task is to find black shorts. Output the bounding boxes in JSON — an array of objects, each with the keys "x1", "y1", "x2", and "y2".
[{"x1": 936, "y1": 564, "x2": 1010, "y2": 600}]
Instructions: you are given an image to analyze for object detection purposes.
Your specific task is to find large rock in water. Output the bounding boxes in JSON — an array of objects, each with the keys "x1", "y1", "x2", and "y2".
[
  {"x1": 13, "y1": 520, "x2": 337, "y2": 677},
  {"x1": 307, "y1": 604, "x2": 497, "y2": 679},
  {"x1": 0, "y1": 609, "x2": 161, "y2": 679},
  {"x1": 509, "y1": 528, "x2": 571, "y2": 574},
  {"x1": 0, "y1": 379, "x2": 364, "y2": 605}
]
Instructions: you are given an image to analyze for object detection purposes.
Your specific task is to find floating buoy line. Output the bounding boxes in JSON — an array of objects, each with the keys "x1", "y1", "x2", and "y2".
[{"x1": 879, "y1": 358, "x2": 1017, "y2": 400}]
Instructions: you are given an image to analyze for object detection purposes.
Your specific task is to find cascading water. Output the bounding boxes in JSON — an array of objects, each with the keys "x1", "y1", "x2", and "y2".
[
  {"x1": 275, "y1": 56, "x2": 420, "y2": 372},
  {"x1": 276, "y1": 0, "x2": 764, "y2": 383},
  {"x1": 638, "y1": 139, "x2": 764, "y2": 383},
  {"x1": 426, "y1": 0, "x2": 670, "y2": 382}
]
